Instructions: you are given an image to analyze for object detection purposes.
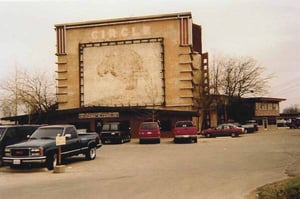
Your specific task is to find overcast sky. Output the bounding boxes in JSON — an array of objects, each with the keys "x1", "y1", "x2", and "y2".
[{"x1": 0, "y1": 0, "x2": 299, "y2": 111}]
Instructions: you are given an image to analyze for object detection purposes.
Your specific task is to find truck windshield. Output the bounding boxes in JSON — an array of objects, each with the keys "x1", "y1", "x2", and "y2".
[
  {"x1": 30, "y1": 128, "x2": 64, "y2": 139},
  {"x1": 175, "y1": 122, "x2": 193, "y2": 128},
  {"x1": 0, "y1": 128, "x2": 6, "y2": 139}
]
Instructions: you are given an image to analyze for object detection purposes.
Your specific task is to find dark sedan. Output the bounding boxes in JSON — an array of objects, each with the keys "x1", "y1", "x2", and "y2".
[{"x1": 201, "y1": 123, "x2": 244, "y2": 138}]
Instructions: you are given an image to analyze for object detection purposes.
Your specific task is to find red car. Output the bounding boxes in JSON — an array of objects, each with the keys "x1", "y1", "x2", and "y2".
[
  {"x1": 138, "y1": 122, "x2": 160, "y2": 144},
  {"x1": 201, "y1": 123, "x2": 243, "y2": 138}
]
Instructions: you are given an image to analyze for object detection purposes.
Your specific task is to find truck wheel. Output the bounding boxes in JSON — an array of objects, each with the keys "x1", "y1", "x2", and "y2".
[
  {"x1": 128, "y1": 135, "x2": 131, "y2": 142},
  {"x1": 85, "y1": 147, "x2": 97, "y2": 160},
  {"x1": 46, "y1": 153, "x2": 57, "y2": 170}
]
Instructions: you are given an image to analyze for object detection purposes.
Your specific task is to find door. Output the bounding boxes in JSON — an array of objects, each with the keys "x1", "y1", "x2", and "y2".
[{"x1": 62, "y1": 127, "x2": 81, "y2": 157}]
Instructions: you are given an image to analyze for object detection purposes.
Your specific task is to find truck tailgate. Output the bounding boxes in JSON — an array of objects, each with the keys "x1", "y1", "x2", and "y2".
[{"x1": 174, "y1": 127, "x2": 197, "y2": 136}]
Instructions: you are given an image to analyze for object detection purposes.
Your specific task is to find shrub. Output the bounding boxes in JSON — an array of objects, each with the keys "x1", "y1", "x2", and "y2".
[{"x1": 257, "y1": 178, "x2": 300, "y2": 199}]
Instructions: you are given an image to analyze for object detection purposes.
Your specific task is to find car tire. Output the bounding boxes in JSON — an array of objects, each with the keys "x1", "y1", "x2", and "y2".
[
  {"x1": 206, "y1": 133, "x2": 211, "y2": 138},
  {"x1": 46, "y1": 153, "x2": 57, "y2": 170},
  {"x1": 85, "y1": 146, "x2": 97, "y2": 160},
  {"x1": 231, "y1": 133, "x2": 237, "y2": 137}
]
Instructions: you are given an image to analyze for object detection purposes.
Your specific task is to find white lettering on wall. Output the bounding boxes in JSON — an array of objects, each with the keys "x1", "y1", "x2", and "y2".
[
  {"x1": 108, "y1": 29, "x2": 117, "y2": 38},
  {"x1": 90, "y1": 25, "x2": 151, "y2": 40},
  {"x1": 91, "y1": 31, "x2": 98, "y2": 40},
  {"x1": 120, "y1": 27, "x2": 129, "y2": 37}
]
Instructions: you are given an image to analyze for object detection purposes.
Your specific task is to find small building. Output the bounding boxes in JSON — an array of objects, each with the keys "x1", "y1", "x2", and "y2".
[
  {"x1": 242, "y1": 97, "x2": 286, "y2": 129},
  {"x1": 207, "y1": 96, "x2": 286, "y2": 130}
]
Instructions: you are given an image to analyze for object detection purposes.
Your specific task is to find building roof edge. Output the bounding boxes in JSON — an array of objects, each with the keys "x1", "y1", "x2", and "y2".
[{"x1": 54, "y1": 12, "x2": 192, "y2": 29}]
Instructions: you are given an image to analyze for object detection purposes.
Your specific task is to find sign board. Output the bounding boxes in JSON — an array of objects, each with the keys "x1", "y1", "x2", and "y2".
[
  {"x1": 79, "y1": 112, "x2": 119, "y2": 119},
  {"x1": 56, "y1": 136, "x2": 66, "y2": 146}
]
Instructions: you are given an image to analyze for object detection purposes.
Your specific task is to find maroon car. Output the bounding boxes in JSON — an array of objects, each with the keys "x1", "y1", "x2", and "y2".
[
  {"x1": 201, "y1": 123, "x2": 243, "y2": 138},
  {"x1": 138, "y1": 122, "x2": 161, "y2": 144}
]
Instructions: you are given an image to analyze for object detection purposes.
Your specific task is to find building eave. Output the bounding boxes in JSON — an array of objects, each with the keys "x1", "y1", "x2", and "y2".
[
  {"x1": 55, "y1": 12, "x2": 192, "y2": 29},
  {"x1": 1, "y1": 106, "x2": 199, "y2": 122},
  {"x1": 244, "y1": 97, "x2": 286, "y2": 102}
]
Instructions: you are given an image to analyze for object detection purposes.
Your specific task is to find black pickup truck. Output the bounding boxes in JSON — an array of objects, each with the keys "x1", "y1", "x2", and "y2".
[
  {"x1": 3, "y1": 125, "x2": 102, "y2": 170},
  {"x1": 0, "y1": 125, "x2": 40, "y2": 166}
]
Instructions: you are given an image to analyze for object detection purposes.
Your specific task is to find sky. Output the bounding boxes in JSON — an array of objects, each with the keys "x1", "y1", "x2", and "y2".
[{"x1": 0, "y1": 0, "x2": 299, "y2": 112}]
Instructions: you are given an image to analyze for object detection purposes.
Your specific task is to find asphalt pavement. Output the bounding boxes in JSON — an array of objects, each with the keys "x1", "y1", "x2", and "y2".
[{"x1": 1, "y1": 128, "x2": 300, "y2": 199}]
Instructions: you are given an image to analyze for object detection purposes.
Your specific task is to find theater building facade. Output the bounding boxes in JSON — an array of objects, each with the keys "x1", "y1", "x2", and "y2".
[{"x1": 53, "y1": 12, "x2": 209, "y2": 137}]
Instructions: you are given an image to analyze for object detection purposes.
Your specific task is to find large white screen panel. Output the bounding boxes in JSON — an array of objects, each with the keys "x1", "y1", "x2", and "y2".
[{"x1": 83, "y1": 42, "x2": 164, "y2": 106}]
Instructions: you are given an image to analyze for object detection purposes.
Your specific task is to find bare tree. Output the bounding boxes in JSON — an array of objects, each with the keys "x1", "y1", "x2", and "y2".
[
  {"x1": 210, "y1": 54, "x2": 272, "y2": 98},
  {"x1": 283, "y1": 104, "x2": 300, "y2": 114},
  {"x1": 0, "y1": 68, "x2": 56, "y2": 117},
  {"x1": 0, "y1": 96, "x2": 15, "y2": 117},
  {"x1": 210, "y1": 53, "x2": 221, "y2": 95}
]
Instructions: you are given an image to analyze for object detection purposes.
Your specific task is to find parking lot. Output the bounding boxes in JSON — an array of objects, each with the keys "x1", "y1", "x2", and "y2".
[{"x1": 1, "y1": 128, "x2": 300, "y2": 199}]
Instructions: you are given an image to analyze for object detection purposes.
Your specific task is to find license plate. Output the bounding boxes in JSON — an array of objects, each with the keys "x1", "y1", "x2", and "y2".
[
  {"x1": 13, "y1": 159, "x2": 21, "y2": 165},
  {"x1": 147, "y1": 132, "x2": 152, "y2": 135}
]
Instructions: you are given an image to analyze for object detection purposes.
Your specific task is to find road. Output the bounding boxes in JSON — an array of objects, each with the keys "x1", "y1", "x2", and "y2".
[{"x1": 1, "y1": 128, "x2": 300, "y2": 199}]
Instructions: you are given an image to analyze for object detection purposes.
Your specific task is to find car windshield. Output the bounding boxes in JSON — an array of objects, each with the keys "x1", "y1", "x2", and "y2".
[
  {"x1": 216, "y1": 125, "x2": 223, "y2": 130},
  {"x1": 230, "y1": 124, "x2": 238, "y2": 128},
  {"x1": 141, "y1": 123, "x2": 158, "y2": 130},
  {"x1": 176, "y1": 122, "x2": 193, "y2": 127},
  {"x1": 30, "y1": 127, "x2": 64, "y2": 139}
]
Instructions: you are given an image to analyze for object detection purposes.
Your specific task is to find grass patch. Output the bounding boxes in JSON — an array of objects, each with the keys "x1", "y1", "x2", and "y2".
[{"x1": 256, "y1": 177, "x2": 300, "y2": 199}]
